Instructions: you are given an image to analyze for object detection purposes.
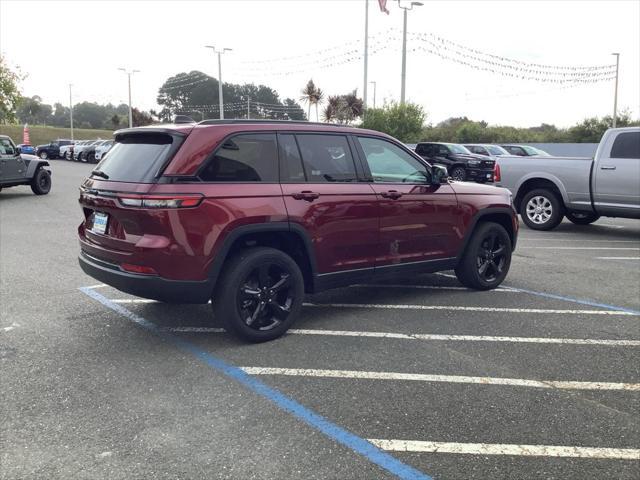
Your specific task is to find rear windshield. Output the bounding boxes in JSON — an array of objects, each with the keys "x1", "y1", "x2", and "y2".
[{"x1": 92, "y1": 133, "x2": 175, "y2": 183}]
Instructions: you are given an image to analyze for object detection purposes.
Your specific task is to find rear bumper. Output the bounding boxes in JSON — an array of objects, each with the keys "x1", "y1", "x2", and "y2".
[{"x1": 78, "y1": 251, "x2": 213, "y2": 304}]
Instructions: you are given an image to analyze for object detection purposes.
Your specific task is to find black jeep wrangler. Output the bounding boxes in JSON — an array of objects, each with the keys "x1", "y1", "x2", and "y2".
[{"x1": 0, "y1": 135, "x2": 52, "y2": 195}]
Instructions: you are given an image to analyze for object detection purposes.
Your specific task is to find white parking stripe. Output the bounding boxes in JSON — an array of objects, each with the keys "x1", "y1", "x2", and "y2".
[
  {"x1": 85, "y1": 284, "x2": 107, "y2": 289},
  {"x1": 112, "y1": 299, "x2": 157, "y2": 304},
  {"x1": 519, "y1": 239, "x2": 639, "y2": 243},
  {"x1": 368, "y1": 439, "x2": 640, "y2": 460},
  {"x1": 525, "y1": 247, "x2": 640, "y2": 250},
  {"x1": 241, "y1": 367, "x2": 640, "y2": 391},
  {"x1": 597, "y1": 257, "x2": 640, "y2": 260},
  {"x1": 303, "y1": 302, "x2": 635, "y2": 316},
  {"x1": 163, "y1": 326, "x2": 640, "y2": 346},
  {"x1": 351, "y1": 284, "x2": 516, "y2": 292}
]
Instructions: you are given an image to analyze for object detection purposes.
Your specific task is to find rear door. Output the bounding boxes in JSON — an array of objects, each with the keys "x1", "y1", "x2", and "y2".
[
  {"x1": 278, "y1": 133, "x2": 378, "y2": 284},
  {"x1": 353, "y1": 135, "x2": 460, "y2": 268},
  {"x1": 594, "y1": 130, "x2": 640, "y2": 217}
]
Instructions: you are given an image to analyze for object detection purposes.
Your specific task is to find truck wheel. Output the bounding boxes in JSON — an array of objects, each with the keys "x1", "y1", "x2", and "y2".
[
  {"x1": 39, "y1": 151, "x2": 48, "y2": 160},
  {"x1": 64, "y1": 151, "x2": 71, "y2": 160},
  {"x1": 455, "y1": 222, "x2": 512, "y2": 290},
  {"x1": 520, "y1": 189, "x2": 564, "y2": 230},
  {"x1": 566, "y1": 211, "x2": 600, "y2": 225},
  {"x1": 30, "y1": 168, "x2": 51, "y2": 195},
  {"x1": 450, "y1": 166, "x2": 466, "y2": 181},
  {"x1": 213, "y1": 247, "x2": 304, "y2": 342}
]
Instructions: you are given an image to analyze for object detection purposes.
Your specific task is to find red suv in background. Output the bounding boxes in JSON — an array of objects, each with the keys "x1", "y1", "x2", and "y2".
[{"x1": 78, "y1": 120, "x2": 517, "y2": 342}]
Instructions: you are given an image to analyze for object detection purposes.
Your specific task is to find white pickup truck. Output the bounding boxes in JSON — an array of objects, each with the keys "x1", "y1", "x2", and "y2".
[{"x1": 495, "y1": 127, "x2": 640, "y2": 230}]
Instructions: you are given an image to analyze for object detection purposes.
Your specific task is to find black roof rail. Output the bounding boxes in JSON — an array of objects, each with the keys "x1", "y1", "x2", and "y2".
[{"x1": 198, "y1": 119, "x2": 348, "y2": 127}]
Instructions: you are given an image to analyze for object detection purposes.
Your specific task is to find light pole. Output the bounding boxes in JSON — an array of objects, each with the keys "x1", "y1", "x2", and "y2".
[
  {"x1": 69, "y1": 84, "x2": 74, "y2": 141},
  {"x1": 205, "y1": 46, "x2": 232, "y2": 119},
  {"x1": 242, "y1": 96, "x2": 251, "y2": 119},
  {"x1": 369, "y1": 81, "x2": 377, "y2": 109},
  {"x1": 398, "y1": 1, "x2": 423, "y2": 104},
  {"x1": 118, "y1": 68, "x2": 139, "y2": 128},
  {"x1": 612, "y1": 53, "x2": 620, "y2": 128},
  {"x1": 363, "y1": 0, "x2": 369, "y2": 111}
]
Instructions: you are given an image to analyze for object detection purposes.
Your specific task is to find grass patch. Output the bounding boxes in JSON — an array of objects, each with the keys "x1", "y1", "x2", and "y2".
[{"x1": 0, "y1": 125, "x2": 114, "y2": 147}]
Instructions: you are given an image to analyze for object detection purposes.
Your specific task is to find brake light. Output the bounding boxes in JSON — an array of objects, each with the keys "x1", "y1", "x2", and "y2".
[
  {"x1": 121, "y1": 263, "x2": 158, "y2": 275},
  {"x1": 493, "y1": 163, "x2": 501, "y2": 182},
  {"x1": 117, "y1": 194, "x2": 204, "y2": 209}
]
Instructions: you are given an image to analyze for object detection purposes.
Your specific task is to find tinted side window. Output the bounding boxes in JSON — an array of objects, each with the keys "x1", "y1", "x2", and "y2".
[
  {"x1": 415, "y1": 144, "x2": 428, "y2": 156},
  {"x1": 278, "y1": 134, "x2": 305, "y2": 182},
  {"x1": 0, "y1": 139, "x2": 16, "y2": 155},
  {"x1": 358, "y1": 136, "x2": 430, "y2": 184},
  {"x1": 295, "y1": 134, "x2": 357, "y2": 182},
  {"x1": 200, "y1": 134, "x2": 278, "y2": 182},
  {"x1": 610, "y1": 132, "x2": 640, "y2": 159}
]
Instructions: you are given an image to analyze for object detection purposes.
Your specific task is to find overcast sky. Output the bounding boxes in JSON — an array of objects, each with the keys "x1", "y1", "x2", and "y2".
[{"x1": 1, "y1": 0, "x2": 638, "y2": 127}]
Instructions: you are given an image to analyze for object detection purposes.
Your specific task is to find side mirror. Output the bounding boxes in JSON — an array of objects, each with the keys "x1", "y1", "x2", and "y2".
[{"x1": 431, "y1": 165, "x2": 449, "y2": 185}]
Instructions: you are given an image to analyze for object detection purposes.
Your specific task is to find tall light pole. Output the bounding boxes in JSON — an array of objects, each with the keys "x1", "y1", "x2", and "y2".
[
  {"x1": 69, "y1": 84, "x2": 74, "y2": 141},
  {"x1": 363, "y1": 0, "x2": 369, "y2": 111},
  {"x1": 369, "y1": 81, "x2": 377, "y2": 109},
  {"x1": 205, "y1": 46, "x2": 232, "y2": 119},
  {"x1": 398, "y1": 1, "x2": 423, "y2": 104},
  {"x1": 612, "y1": 53, "x2": 620, "y2": 128},
  {"x1": 118, "y1": 68, "x2": 139, "y2": 128}
]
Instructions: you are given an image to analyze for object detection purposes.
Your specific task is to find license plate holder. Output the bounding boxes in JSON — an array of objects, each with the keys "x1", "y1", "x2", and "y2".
[{"x1": 92, "y1": 212, "x2": 109, "y2": 235}]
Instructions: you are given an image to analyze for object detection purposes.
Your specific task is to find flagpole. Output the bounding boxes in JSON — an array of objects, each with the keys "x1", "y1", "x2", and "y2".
[{"x1": 363, "y1": 0, "x2": 369, "y2": 110}]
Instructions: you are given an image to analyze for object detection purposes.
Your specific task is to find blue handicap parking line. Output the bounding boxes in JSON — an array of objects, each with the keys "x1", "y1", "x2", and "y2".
[{"x1": 79, "y1": 287, "x2": 432, "y2": 480}]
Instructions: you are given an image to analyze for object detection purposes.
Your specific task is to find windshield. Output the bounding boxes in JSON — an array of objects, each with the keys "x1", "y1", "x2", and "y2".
[
  {"x1": 92, "y1": 133, "x2": 176, "y2": 183},
  {"x1": 448, "y1": 144, "x2": 471, "y2": 154},
  {"x1": 488, "y1": 145, "x2": 509, "y2": 155},
  {"x1": 523, "y1": 146, "x2": 549, "y2": 156}
]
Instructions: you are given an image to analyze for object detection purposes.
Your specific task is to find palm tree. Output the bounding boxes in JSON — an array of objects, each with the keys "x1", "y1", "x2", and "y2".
[
  {"x1": 313, "y1": 87, "x2": 324, "y2": 122},
  {"x1": 300, "y1": 79, "x2": 317, "y2": 121},
  {"x1": 323, "y1": 96, "x2": 341, "y2": 123}
]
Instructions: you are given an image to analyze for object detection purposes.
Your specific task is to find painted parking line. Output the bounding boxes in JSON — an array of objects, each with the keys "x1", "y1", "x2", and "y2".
[
  {"x1": 518, "y1": 239, "x2": 639, "y2": 243},
  {"x1": 525, "y1": 247, "x2": 640, "y2": 251},
  {"x1": 303, "y1": 302, "x2": 636, "y2": 316},
  {"x1": 596, "y1": 257, "x2": 640, "y2": 260},
  {"x1": 85, "y1": 283, "x2": 107, "y2": 289},
  {"x1": 163, "y1": 326, "x2": 640, "y2": 347},
  {"x1": 242, "y1": 367, "x2": 640, "y2": 391},
  {"x1": 351, "y1": 284, "x2": 517, "y2": 292},
  {"x1": 369, "y1": 439, "x2": 640, "y2": 460},
  {"x1": 79, "y1": 287, "x2": 431, "y2": 480}
]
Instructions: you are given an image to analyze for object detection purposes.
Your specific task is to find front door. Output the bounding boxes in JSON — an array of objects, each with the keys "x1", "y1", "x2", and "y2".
[
  {"x1": 278, "y1": 133, "x2": 379, "y2": 287},
  {"x1": 0, "y1": 138, "x2": 26, "y2": 181},
  {"x1": 353, "y1": 135, "x2": 459, "y2": 269}
]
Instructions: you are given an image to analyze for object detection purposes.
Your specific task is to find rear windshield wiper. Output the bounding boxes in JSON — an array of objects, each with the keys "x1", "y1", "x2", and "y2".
[{"x1": 91, "y1": 170, "x2": 109, "y2": 179}]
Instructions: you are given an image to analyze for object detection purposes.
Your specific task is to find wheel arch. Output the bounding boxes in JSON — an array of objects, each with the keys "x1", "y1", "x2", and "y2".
[
  {"x1": 456, "y1": 207, "x2": 517, "y2": 262},
  {"x1": 514, "y1": 175, "x2": 567, "y2": 213},
  {"x1": 207, "y1": 222, "x2": 318, "y2": 294},
  {"x1": 25, "y1": 159, "x2": 50, "y2": 178}
]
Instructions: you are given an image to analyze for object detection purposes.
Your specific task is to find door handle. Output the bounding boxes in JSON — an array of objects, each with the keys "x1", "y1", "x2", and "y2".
[
  {"x1": 292, "y1": 191, "x2": 320, "y2": 201},
  {"x1": 381, "y1": 190, "x2": 403, "y2": 199},
  {"x1": 600, "y1": 165, "x2": 617, "y2": 170}
]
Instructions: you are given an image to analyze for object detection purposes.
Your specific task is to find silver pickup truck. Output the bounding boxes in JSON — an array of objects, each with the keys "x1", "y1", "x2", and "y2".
[{"x1": 495, "y1": 127, "x2": 640, "y2": 230}]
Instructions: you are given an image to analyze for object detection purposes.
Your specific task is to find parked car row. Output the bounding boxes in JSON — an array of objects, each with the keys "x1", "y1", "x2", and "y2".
[{"x1": 35, "y1": 139, "x2": 114, "y2": 163}]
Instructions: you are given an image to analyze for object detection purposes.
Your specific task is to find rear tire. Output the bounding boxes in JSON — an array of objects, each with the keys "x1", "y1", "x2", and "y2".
[
  {"x1": 455, "y1": 222, "x2": 512, "y2": 290},
  {"x1": 566, "y1": 211, "x2": 600, "y2": 225},
  {"x1": 450, "y1": 166, "x2": 466, "y2": 181},
  {"x1": 520, "y1": 188, "x2": 564, "y2": 231},
  {"x1": 213, "y1": 247, "x2": 304, "y2": 342},
  {"x1": 64, "y1": 151, "x2": 71, "y2": 160},
  {"x1": 30, "y1": 168, "x2": 51, "y2": 195}
]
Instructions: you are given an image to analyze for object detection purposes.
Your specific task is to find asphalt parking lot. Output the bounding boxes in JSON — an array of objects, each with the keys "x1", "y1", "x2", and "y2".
[{"x1": 1, "y1": 160, "x2": 639, "y2": 480}]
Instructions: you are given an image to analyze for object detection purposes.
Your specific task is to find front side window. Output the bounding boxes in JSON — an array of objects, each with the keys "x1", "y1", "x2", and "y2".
[
  {"x1": 0, "y1": 139, "x2": 16, "y2": 156},
  {"x1": 200, "y1": 133, "x2": 278, "y2": 182},
  {"x1": 610, "y1": 132, "x2": 640, "y2": 159},
  {"x1": 448, "y1": 144, "x2": 471, "y2": 154},
  {"x1": 357, "y1": 136, "x2": 430, "y2": 184},
  {"x1": 295, "y1": 134, "x2": 357, "y2": 182}
]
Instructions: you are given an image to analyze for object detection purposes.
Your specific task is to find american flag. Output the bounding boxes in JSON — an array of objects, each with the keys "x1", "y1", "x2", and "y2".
[{"x1": 23, "y1": 124, "x2": 30, "y2": 145}]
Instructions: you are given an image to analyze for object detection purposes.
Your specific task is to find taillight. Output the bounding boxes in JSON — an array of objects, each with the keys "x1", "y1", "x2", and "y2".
[
  {"x1": 493, "y1": 163, "x2": 501, "y2": 182},
  {"x1": 117, "y1": 194, "x2": 204, "y2": 209}
]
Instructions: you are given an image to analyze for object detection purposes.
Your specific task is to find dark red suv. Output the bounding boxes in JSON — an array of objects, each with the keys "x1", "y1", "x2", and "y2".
[{"x1": 78, "y1": 120, "x2": 517, "y2": 341}]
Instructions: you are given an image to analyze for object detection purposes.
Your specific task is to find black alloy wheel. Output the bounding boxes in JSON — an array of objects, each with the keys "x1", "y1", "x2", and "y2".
[{"x1": 214, "y1": 247, "x2": 304, "y2": 342}]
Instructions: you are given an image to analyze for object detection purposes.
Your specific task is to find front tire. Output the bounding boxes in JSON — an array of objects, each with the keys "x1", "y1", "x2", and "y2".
[
  {"x1": 566, "y1": 211, "x2": 600, "y2": 225},
  {"x1": 30, "y1": 168, "x2": 51, "y2": 195},
  {"x1": 520, "y1": 189, "x2": 564, "y2": 230},
  {"x1": 455, "y1": 222, "x2": 512, "y2": 290},
  {"x1": 39, "y1": 151, "x2": 48, "y2": 160},
  {"x1": 213, "y1": 247, "x2": 304, "y2": 342},
  {"x1": 450, "y1": 166, "x2": 466, "y2": 181},
  {"x1": 64, "y1": 151, "x2": 71, "y2": 160}
]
